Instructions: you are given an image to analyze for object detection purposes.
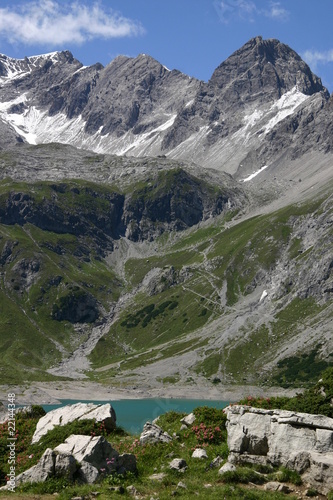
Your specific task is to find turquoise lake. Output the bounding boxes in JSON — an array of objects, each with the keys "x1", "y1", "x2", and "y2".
[{"x1": 42, "y1": 399, "x2": 229, "y2": 434}]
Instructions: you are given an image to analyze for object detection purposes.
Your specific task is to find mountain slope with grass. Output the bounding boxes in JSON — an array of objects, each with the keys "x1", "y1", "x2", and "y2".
[
  {"x1": 0, "y1": 143, "x2": 332, "y2": 389},
  {"x1": 0, "y1": 154, "x2": 246, "y2": 383}
]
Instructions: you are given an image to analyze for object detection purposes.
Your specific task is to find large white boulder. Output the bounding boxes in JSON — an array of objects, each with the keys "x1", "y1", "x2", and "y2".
[
  {"x1": 32, "y1": 402, "x2": 116, "y2": 443},
  {"x1": 55, "y1": 434, "x2": 136, "y2": 482},
  {"x1": 224, "y1": 405, "x2": 333, "y2": 495},
  {"x1": 1, "y1": 434, "x2": 136, "y2": 489},
  {"x1": 54, "y1": 434, "x2": 118, "y2": 470}
]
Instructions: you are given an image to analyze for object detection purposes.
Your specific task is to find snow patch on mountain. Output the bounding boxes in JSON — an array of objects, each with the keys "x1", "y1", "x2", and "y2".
[
  {"x1": 263, "y1": 86, "x2": 309, "y2": 134},
  {"x1": 113, "y1": 113, "x2": 177, "y2": 155},
  {"x1": 0, "y1": 94, "x2": 28, "y2": 111},
  {"x1": 185, "y1": 99, "x2": 194, "y2": 108},
  {"x1": 243, "y1": 109, "x2": 264, "y2": 128},
  {"x1": 0, "y1": 94, "x2": 179, "y2": 157},
  {"x1": 242, "y1": 165, "x2": 269, "y2": 182}
]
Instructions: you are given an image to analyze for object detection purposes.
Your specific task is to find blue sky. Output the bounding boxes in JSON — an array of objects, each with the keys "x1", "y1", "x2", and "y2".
[{"x1": 0, "y1": 0, "x2": 332, "y2": 92}]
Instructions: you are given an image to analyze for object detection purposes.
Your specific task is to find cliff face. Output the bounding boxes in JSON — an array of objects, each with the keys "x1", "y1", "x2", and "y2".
[
  {"x1": 122, "y1": 169, "x2": 232, "y2": 241},
  {"x1": 0, "y1": 168, "x2": 239, "y2": 244}
]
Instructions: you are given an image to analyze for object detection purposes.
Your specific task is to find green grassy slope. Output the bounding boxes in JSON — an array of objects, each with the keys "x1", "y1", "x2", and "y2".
[{"x1": 0, "y1": 170, "x2": 332, "y2": 388}]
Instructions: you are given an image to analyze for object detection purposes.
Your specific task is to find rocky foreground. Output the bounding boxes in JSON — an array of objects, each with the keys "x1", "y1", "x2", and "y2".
[{"x1": 0, "y1": 402, "x2": 332, "y2": 498}]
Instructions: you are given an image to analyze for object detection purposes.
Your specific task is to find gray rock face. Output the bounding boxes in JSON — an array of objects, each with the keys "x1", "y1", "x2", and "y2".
[
  {"x1": 163, "y1": 36, "x2": 326, "y2": 150},
  {"x1": 32, "y1": 402, "x2": 116, "y2": 444},
  {"x1": 80, "y1": 54, "x2": 200, "y2": 137},
  {"x1": 13, "y1": 448, "x2": 77, "y2": 486},
  {"x1": 224, "y1": 405, "x2": 333, "y2": 494},
  {"x1": 54, "y1": 434, "x2": 136, "y2": 478},
  {"x1": 0, "y1": 166, "x2": 241, "y2": 244},
  {"x1": 140, "y1": 422, "x2": 173, "y2": 444},
  {"x1": 122, "y1": 168, "x2": 232, "y2": 241}
]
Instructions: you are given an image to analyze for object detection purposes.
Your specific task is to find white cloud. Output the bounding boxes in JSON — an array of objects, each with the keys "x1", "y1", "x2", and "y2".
[
  {"x1": 0, "y1": 1, "x2": 145, "y2": 46},
  {"x1": 214, "y1": 0, "x2": 289, "y2": 23},
  {"x1": 266, "y1": 2, "x2": 289, "y2": 21},
  {"x1": 303, "y1": 49, "x2": 333, "y2": 71},
  {"x1": 214, "y1": 0, "x2": 257, "y2": 23}
]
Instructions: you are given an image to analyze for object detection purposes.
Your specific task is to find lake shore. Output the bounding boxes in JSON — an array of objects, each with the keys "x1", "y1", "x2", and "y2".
[{"x1": 0, "y1": 381, "x2": 300, "y2": 406}]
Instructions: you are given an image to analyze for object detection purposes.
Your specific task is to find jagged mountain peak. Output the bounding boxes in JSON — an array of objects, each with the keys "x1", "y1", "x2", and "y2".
[
  {"x1": 210, "y1": 36, "x2": 326, "y2": 98},
  {"x1": 104, "y1": 52, "x2": 174, "y2": 81},
  {"x1": 0, "y1": 50, "x2": 81, "y2": 80}
]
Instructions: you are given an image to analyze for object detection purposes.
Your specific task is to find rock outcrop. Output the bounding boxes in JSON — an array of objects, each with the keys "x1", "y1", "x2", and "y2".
[
  {"x1": 1, "y1": 434, "x2": 136, "y2": 488},
  {"x1": 224, "y1": 405, "x2": 333, "y2": 495},
  {"x1": 31, "y1": 402, "x2": 116, "y2": 444}
]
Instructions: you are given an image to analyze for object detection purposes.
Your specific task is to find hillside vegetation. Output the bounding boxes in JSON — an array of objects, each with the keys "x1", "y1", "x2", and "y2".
[{"x1": 0, "y1": 155, "x2": 332, "y2": 388}]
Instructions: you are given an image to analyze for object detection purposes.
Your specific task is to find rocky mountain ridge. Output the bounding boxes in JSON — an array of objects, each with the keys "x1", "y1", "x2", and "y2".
[{"x1": 0, "y1": 36, "x2": 332, "y2": 181}]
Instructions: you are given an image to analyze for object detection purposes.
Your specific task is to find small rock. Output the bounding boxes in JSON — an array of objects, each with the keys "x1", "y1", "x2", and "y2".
[
  {"x1": 140, "y1": 422, "x2": 172, "y2": 445},
  {"x1": 180, "y1": 424, "x2": 187, "y2": 431},
  {"x1": 264, "y1": 482, "x2": 281, "y2": 492},
  {"x1": 127, "y1": 485, "x2": 138, "y2": 496},
  {"x1": 210, "y1": 456, "x2": 223, "y2": 468},
  {"x1": 218, "y1": 462, "x2": 236, "y2": 474},
  {"x1": 109, "y1": 485, "x2": 125, "y2": 494},
  {"x1": 180, "y1": 413, "x2": 196, "y2": 426},
  {"x1": 177, "y1": 481, "x2": 187, "y2": 489},
  {"x1": 192, "y1": 448, "x2": 208, "y2": 459},
  {"x1": 278, "y1": 484, "x2": 292, "y2": 493},
  {"x1": 149, "y1": 473, "x2": 166, "y2": 482},
  {"x1": 169, "y1": 458, "x2": 188, "y2": 472}
]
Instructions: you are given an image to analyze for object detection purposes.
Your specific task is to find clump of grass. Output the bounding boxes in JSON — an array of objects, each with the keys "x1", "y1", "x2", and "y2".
[
  {"x1": 274, "y1": 466, "x2": 302, "y2": 486},
  {"x1": 219, "y1": 466, "x2": 267, "y2": 485}
]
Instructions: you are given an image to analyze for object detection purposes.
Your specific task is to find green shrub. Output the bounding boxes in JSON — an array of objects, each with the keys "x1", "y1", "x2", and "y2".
[
  {"x1": 240, "y1": 366, "x2": 333, "y2": 417},
  {"x1": 193, "y1": 406, "x2": 227, "y2": 428},
  {"x1": 306, "y1": 488, "x2": 319, "y2": 497}
]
